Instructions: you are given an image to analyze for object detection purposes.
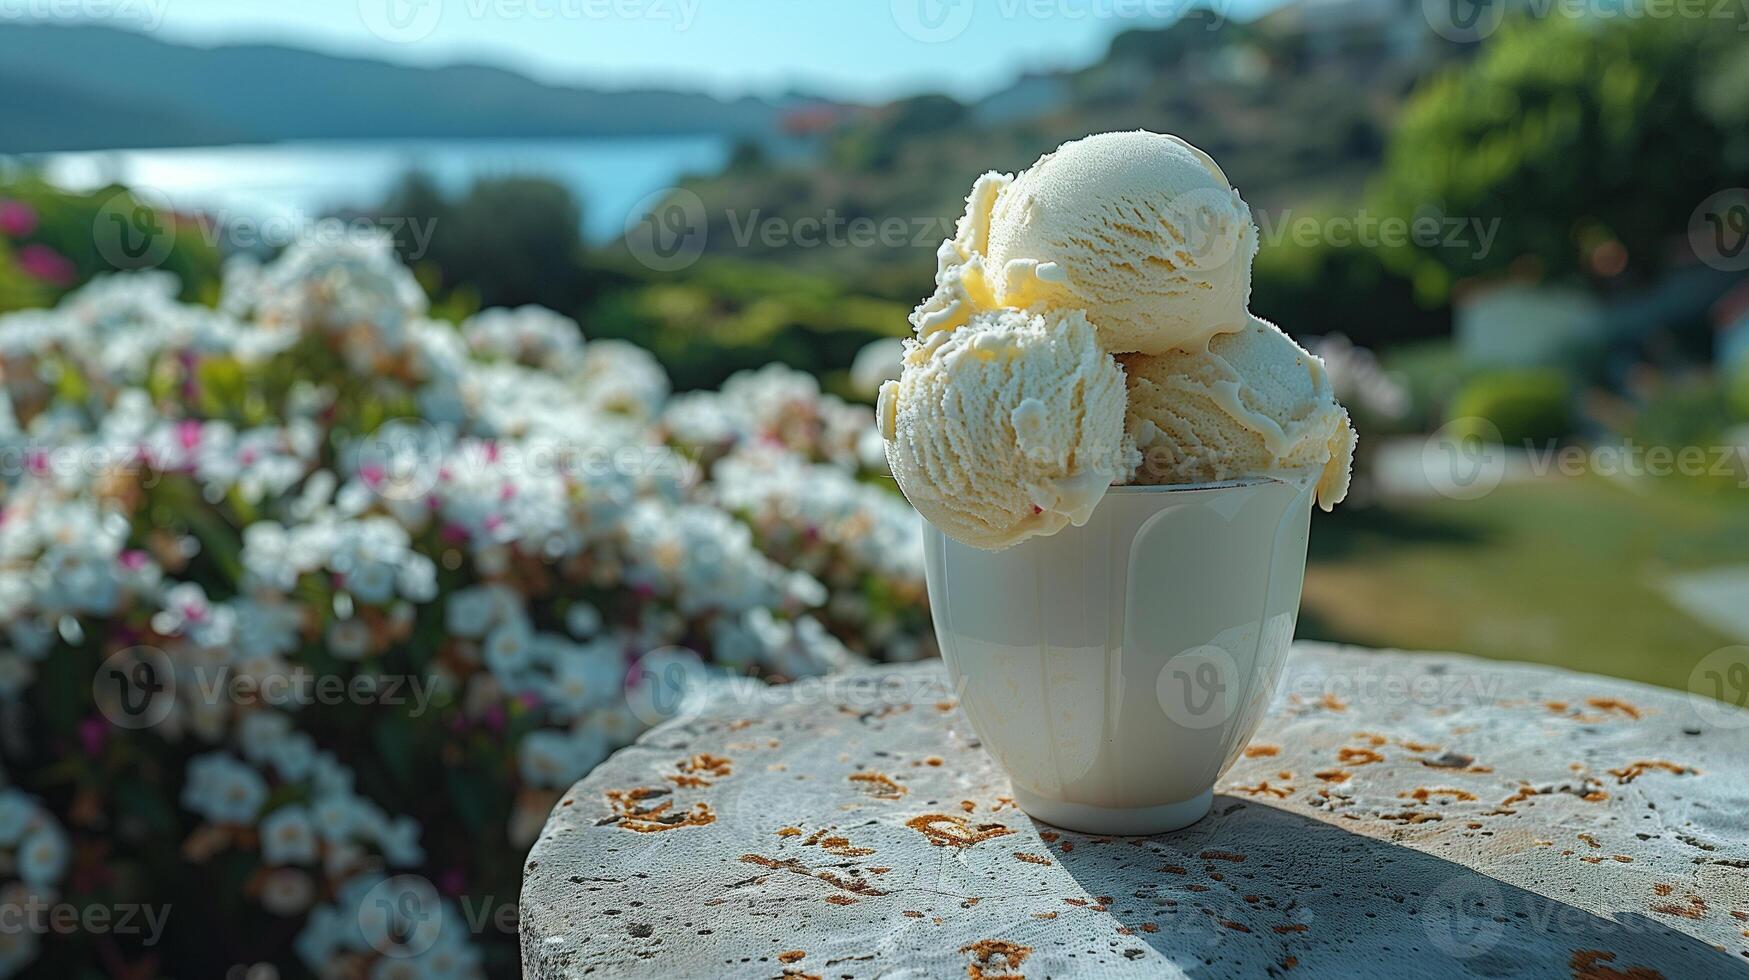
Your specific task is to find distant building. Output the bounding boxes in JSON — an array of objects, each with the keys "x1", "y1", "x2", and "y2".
[
  {"x1": 1456, "y1": 283, "x2": 1604, "y2": 368},
  {"x1": 1260, "y1": 0, "x2": 1427, "y2": 63},
  {"x1": 1713, "y1": 279, "x2": 1749, "y2": 371},
  {"x1": 972, "y1": 73, "x2": 1072, "y2": 127}
]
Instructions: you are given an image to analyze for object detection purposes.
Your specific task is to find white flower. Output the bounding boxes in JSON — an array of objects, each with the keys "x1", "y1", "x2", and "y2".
[
  {"x1": 579, "y1": 340, "x2": 669, "y2": 420},
  {"x1": 444, "y1": 586, "x2": 500, "y2": 638},
  {"x1": 327, "y1": 618, "x2": 373, "y2": 660},
  {"x1": 517, "y1": 730, "x2": 590, "y2": 788},
  {"x1": 260, "y1": 868, "x2": 316, "y2": 917},
  {"x1": 543, "y1": 639, "x2": 624, "y2": 716},
  {"x1": 849, "y1": 337, "x2": 905, "y2": 398},
  {"x1": 17, "y1": 826, "x2": 69, "y2": 886},
  {"x1": 462, "y1": 307, "x2": 585, "y2": 374},
  {"x1": 181, "y1": 753, "x2": 268, "y2": 825},
  {"x1": 483, "y1": 617, "x2": 535, "y2": 678},
  {"x1": 260, "y1": 805, "x2": 319, "y2": 865},
  {"x1": 564, "y1": 602, "x2": 602, "y2": 638}
]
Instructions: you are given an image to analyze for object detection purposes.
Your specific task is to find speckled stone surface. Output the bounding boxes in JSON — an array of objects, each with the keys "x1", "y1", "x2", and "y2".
[{"x1": 521, "y1": 643, "x2": 1749, "y2": 979}]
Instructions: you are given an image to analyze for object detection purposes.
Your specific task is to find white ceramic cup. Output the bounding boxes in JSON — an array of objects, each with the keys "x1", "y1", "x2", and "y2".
[{"x1": 923, "y1": 478, "x2": 1314, "y2": 835}]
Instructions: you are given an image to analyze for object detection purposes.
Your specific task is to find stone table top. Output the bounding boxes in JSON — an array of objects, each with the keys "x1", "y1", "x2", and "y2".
[{"x1": 521, "y1": 643, "x2": 1749, "y2": 979}]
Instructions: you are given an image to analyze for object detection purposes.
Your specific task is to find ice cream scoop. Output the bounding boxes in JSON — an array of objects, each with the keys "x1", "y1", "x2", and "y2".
[
  {"x1": 1120, "y1": 315, "x2": 1355, "y2": 510},
  {"x1": 879, "y1": 307, "x2": 1135, "y2": 551},
  {"x1": 914, "y1": 130, "x2": 1258, "y2": 355}
]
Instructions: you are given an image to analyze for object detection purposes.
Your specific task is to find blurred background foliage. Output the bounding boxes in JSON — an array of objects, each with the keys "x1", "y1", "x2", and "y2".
[{"x1": 3, "y1": 8, "x2": 1747, "y2": 702}]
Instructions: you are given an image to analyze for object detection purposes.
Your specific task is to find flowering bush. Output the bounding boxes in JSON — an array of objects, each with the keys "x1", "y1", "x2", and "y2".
[{"x1": 0, "y1": 238, "x2": 930, "y2": 978}]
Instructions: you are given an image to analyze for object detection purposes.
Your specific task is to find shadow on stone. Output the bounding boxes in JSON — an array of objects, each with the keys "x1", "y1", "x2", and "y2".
[{"x1": 1041, "y1": 795, "x2": 1749, "y2": 979}]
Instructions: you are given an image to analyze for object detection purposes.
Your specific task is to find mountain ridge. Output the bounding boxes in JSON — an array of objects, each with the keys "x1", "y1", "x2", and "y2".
[{"x1": 0, "y1": 22, "x2": 797, "y2": 152}]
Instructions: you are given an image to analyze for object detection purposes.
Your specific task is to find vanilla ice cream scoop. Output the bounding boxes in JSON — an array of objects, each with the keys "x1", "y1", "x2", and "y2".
[
  {"x1": 1121, "y1": 315, "x2": 1355, "y2": 510},
  {"x1": 914, "y1": 131, "x2": 1258, "y2": 355},
  {"x1": 879, "y1": 307, "x2": 1135, "y2": 550}
]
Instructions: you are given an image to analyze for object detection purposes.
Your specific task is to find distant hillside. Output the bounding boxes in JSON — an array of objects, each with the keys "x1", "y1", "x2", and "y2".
[
  {"x1": 0, "y1": 23, "x2": 787, "y2": 152},
  {"x1": 662, "y1": 8, "x2": 1468, "y2": 301}
]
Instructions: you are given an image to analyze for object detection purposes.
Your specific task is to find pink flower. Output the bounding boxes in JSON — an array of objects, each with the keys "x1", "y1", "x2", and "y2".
[
  {"x1": 79, "y1": 716, "x2": 109, "y2": 756},
  {"x1": 16, "y1": 244, "x2": 75, "y2": 286},
  {"x1": 0, "y1": 199, "x2": 37, "y2": 237},
  {"x1": 176, "y1": 419, "x2": 203, "y2": 452}
]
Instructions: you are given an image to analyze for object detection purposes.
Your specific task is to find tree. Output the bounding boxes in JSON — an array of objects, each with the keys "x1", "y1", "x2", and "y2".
[{"x1": 1370, "y1": 16, "x2": 1749, "y2": 302}]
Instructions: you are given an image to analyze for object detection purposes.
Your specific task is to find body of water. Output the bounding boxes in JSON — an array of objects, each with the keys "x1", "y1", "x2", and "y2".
[{"x1": 22, "y1": 136, "x2": 730, "y2": 244}]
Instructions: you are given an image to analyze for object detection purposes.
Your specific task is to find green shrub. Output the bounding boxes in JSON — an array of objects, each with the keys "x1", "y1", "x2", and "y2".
[
  {"x1": 1448, "y1": 368, "x2": 1573, "y2": 445},
  {"x1": 0, "y1": 179, "x2": 221, "y2": 312}
]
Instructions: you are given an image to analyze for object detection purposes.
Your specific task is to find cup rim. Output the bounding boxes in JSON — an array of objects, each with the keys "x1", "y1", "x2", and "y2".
[{"x1": 1104, "y1": 477, "x2": 1279, "y2": 495}]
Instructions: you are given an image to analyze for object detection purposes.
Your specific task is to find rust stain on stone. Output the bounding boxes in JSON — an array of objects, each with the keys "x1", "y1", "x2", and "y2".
[
  {"x1": 1243, "y1": 744, "x2": 1281, "y2": 758},
  {"x1": 1338, "y1": 747, "x2": 1385, "y2": 766},
  {"x1": 1319, "y1": 693, "x2": 1348, "y2": 711},
  {"x1": 1315, "y1": 769, "x2": 1352, "y2": 784},
  {"x1": 777, "y1": 827, "x2": 802, "y2": 837},
  {"x1": 1378, "y1": 811, "x2": 1443, "y2": 824},
  {"x1": 738, "y1": 853, "x2": 889, "y2": 898},
  {"x1": 778, "y1": 950, "x2": 805, "y2": 964},
  {"x1": 906, "y1": 813, "x2": 1015, "y2": 848},
  {"x1": 1584, "y1": 698, "x2": 1642, "y2": 720},
  {"x1": 1013, "y1": 852, "x2": 1053, "y2": 866},
  {"x1": 960, "y1": 800, "x2": 977, "y2": 813},
  {"x1": 604, "y1": 787, "x2": 716, "y2": 833},
  {"x1": 1204, "y1": 910, "x2": 1250, "y2": 932},
  {"x1": 1650, "y1": 895, "x2": 1707, "y2": 919},
  {"x1": 1569, "y1": 949, "x2": 1664, "y2": 980},
  {"x1": 959, "y1": 939, "x2": 1031, "y2": 980},
  {"x1": 1233, "y1": 779, "x2": 1292, "y2": 798},
  {"x1": 1577, "y1": 833, "x2": 1601, "y2": 849},
  {"x1": 1653, "y1": 883, "x2": 1673, "y2": 896},
  {"x1": 1275, "y1": 923, "x2": 1309, "y2": 934},
  {"x1": 1400, "y1": 740, "x2": 1441, "y2": 752},
  {"x1": 1032, "y1": 911, "x2": 1058, "y2": 920},
  {"x1": 667, "y1": 752, "x2": 733, "y2": 788},
  {"x1": 825, "y1": 895, "x2": 857, "y2": 905},
  {"x1": 849, "y1": 771, "x2": 907, "y2": 800},
  {"x1": 1400, "y1": 787, "x2": 1478, "y2": 803},
  {"x1": 816, "y1": 835, "x2": 875, "y2": 857},
  {"x1": 1201, "y1": 850, "x2": 1246, "y2": 862},
  {"x1": 680, "y1": 752, "x2": 732, "y2": 777},
  {"x1": 1607, "y1": 760, "x2": 1697, "y2": 784}
]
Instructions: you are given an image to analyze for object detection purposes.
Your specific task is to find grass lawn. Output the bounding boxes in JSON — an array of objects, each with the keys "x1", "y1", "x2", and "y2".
[{"x1": 1299, "y1": 473, "x2": 1749, "y2": 692}]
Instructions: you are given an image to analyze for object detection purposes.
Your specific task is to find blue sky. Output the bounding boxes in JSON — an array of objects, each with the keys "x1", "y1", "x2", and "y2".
[{"x1": 112, "y1": 0, "x2": 1283, "y2": 101}]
